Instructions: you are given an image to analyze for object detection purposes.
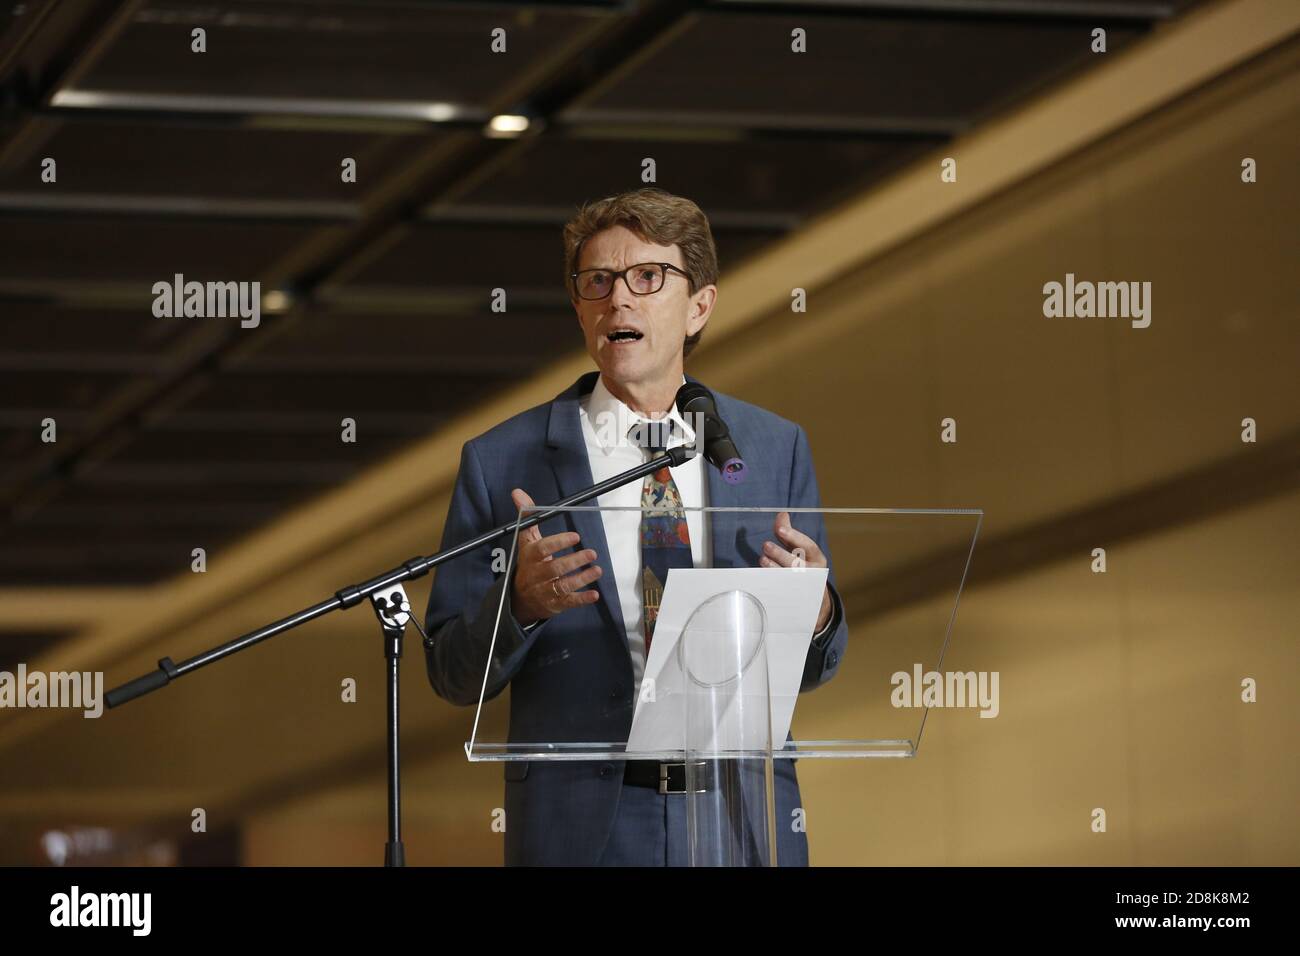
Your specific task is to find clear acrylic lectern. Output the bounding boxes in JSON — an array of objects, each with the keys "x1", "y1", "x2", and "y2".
[{"x1": 465, "y1": 505, "x2": 981, "y2": 866}]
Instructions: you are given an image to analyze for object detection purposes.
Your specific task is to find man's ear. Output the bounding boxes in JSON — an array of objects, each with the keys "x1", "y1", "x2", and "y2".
[{"x1": 687, "y1": 284, "x2": 717, "y2": 335}]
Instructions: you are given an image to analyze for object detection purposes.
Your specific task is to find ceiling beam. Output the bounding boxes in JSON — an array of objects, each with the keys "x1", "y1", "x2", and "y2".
[
  {"x1": 46, "y1": 88, "x2": 490, "y2": 125},
  {"x1": 706, "y1": 0, "x2": 1178, "y2": 22},
  {"x1": 32, "y1": 95, "x2": 960, "y2": 141},
  {"x1": 0, "y1": 191, "x2": 358, "y2": 222},
  {"x1": 0, "y1": 0, "x2": 145, "y2": 173}
]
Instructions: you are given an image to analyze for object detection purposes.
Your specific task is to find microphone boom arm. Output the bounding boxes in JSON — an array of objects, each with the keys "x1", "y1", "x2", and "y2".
[{"x1": 104, "y1": 444, "x2": 696, "y2": 709}]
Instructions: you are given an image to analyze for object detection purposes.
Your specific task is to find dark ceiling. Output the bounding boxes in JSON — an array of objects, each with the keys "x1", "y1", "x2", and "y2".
[{"x1": 0, "y1": 0, "x2": 1208, "y2": 589}]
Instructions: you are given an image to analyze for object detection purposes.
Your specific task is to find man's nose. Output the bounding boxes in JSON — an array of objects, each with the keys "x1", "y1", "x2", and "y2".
[{"x1": 608, "y1": 272, "x2": 639, "y2": 306}]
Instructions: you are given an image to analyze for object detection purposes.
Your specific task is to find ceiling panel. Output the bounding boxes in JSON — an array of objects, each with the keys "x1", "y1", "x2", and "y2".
[
  {"x1": 0, "y1": 123, "x2": 432, "y2": 203},
  {"x1": 72, "y1": 1, "x2": 614, "y2": 105},
  {"x1": 455, "y1": 135, "x2": 942, "y2": 216},
  {"x1": 0, "y1": 215, "x2": 317, "y2": 279},
  {"x1": 576, "y1": 9, "x2": 1148, "y2": 124}
]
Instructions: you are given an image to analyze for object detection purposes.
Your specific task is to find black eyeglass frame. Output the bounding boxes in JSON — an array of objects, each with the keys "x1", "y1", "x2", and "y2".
[{"x1": 569, "y1": 262, "x2": 693, "y2": 300}]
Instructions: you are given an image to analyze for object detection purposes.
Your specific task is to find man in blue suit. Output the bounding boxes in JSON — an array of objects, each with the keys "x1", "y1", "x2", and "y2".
[{"x1": 423, "y1": 188, "x2": 848, "y2": 865}]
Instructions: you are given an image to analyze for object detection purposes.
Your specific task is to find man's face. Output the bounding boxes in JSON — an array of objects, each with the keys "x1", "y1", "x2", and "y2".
[{"x1": 572, "y1": 225, "x2": 712, "y2": 394}]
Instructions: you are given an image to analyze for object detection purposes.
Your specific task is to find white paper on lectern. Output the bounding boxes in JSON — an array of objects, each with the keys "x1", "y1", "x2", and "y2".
[{"x1": 626, "y1": 567, "x2": 829, "y2": 754}]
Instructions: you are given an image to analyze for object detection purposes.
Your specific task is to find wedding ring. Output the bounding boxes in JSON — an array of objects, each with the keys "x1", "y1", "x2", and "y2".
[{"x1": 550, "y1": 577, "x2": 564, "y2": 598}]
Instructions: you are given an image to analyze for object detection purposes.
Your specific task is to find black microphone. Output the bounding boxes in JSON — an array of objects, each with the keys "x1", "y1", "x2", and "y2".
[{"x1": 675, "y1": 382, "x2": 747, "y2": 484}]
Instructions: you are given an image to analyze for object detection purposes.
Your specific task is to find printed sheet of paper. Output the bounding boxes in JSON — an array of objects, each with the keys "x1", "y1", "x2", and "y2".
[{"x1": 626, "y1": 567, "x2": 829, "y2": 755}]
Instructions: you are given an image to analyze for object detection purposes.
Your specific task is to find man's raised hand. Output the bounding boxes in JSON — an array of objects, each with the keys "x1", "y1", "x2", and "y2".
[
  {"x1": 760, "y1": 510, "x2": 833, "y2": 633},
  {"x1": 509, "y1": 487, "x2": 602, "y2": 627}
]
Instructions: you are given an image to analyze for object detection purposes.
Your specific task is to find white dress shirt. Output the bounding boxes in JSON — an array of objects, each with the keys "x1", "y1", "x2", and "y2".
[{"x1": 578, "y1": 373, "x2": 710, "y2": 689}]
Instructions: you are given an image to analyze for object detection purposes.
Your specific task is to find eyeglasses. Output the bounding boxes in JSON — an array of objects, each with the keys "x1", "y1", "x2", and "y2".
[{"x1": 570, "y1": 262, "x2": 692, "y2": 301}]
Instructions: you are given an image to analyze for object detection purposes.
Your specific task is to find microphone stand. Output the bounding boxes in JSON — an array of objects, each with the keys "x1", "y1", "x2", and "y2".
[{"x1": 104, "y1": 444, "x2": 697, "y2": 866}]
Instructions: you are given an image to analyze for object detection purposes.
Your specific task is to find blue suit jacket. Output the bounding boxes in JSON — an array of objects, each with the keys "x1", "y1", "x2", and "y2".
[{"x1": 423, "y1": 370, "x2": 849, "y2": 865}]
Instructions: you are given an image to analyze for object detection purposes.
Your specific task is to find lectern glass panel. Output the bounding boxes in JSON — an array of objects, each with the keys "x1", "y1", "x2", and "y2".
[{"x1": 460, "y1": 506, "x2": 982, "y2": 763}]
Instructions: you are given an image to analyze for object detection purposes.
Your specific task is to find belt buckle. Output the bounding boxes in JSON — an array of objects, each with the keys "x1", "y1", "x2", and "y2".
[{"x1": 658, "y1": 760, "x2": 709, "y2": 795}]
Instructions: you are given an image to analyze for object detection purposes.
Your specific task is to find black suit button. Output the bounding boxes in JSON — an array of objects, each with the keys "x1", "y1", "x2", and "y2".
[
  {"x1": 599, "y1": 763, "x2": 614, "y2": 777},
  {"x1": 827, "y1": 651, "x2": 839, "y2": 669}
]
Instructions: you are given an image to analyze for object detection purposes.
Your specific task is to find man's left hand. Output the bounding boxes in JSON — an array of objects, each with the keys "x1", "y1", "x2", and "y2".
[{"x1": 760, "y1": 511, "x2": 833, "y2": 633}]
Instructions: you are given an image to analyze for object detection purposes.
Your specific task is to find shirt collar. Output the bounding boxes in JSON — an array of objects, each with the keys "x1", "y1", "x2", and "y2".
[{"x1": 585, "y1": 373, "x2": 695, "y2": 455}]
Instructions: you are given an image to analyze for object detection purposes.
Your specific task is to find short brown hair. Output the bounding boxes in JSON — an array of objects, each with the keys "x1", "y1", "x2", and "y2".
[{"x1": 563, "y1": 187, "x2": 718, "y2": 360}]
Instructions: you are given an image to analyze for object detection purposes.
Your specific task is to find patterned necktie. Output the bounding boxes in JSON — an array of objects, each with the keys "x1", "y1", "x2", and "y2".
[{"x1": 639, "y1": 439, "x2": 694, "y2": 659}]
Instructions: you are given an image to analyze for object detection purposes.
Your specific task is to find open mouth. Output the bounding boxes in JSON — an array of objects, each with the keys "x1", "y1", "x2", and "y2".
[{"x1": 605, "y1": 329, "x2": 644, "y2": 344}]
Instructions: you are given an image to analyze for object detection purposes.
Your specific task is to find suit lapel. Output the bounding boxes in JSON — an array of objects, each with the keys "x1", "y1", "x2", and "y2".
[{"x1": 545, "y1": 372, "x2": 627, "y2": 643}]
